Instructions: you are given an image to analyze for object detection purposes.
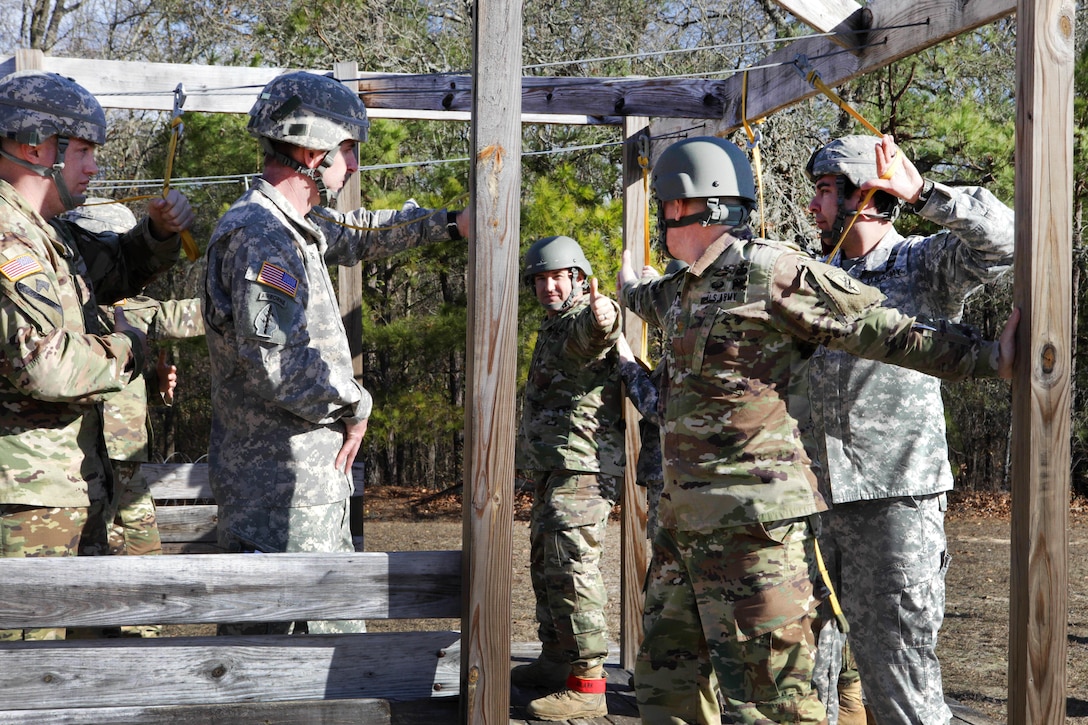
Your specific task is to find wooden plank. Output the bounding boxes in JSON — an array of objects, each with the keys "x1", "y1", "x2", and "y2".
[
  {"x1": 0, "y1": 631, "x2": 461, "y2": 709},
  {"x1": 145, "y1": 462, "x2": 365, "y2": 499},
  {"x1": 1008, "y1": 1, "x2": 1074, "y2": 723},
  {"x1": 0, "y1": 551, "x2": 461, "y2": 628},
  {"x1": 154, "y1": 503, "x2": 217, "y2": 543},
  {"x1": 619, "y1": 116, "x2": 650, "y2": 670},
  {"x1": 771, "y1": 0, "x2": 861, "y2": 33},
  {"x1": 651, "y1": 0, "x2": 1016, "y2": 144},
  {"x1": 0, "y1": 699, "x2": 393, "y2": 725},
  {"x1": 462, "y1": 1, "x2": 522, "y2": 722}
]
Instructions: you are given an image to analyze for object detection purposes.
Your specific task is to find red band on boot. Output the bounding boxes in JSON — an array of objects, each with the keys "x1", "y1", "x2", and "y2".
[{"x1": 565, "y1": 675, "x2": 607, "y2": 694}]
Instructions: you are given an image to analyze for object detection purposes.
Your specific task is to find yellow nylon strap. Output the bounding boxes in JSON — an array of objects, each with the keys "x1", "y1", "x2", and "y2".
[
  {"x1": 823, "y1": 151, "x2": 903, "y2": 266},
  {"x1": 163, "y1": 115, "x2": 200, "y2": 262},
  {"x1": 741, "y1": 71, "x2": 767, "y2": 238},
  {"x1": 637, "y1": 135, "x2": 651, "y2": 356},
  {"x1": 813, "y1": 537, "x2": 850, "y2": 634}
]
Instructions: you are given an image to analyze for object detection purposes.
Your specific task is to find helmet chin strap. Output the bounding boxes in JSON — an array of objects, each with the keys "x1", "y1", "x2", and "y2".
[
  {"x1": 658, "y1": 197, "x2": 751, "y2": 259},
  {"x1": 261, "y1": 138, "x2": 339, "y2": 206},
  {"x1": 0, "y1": 136, "x2": 82, "y2": 211}
]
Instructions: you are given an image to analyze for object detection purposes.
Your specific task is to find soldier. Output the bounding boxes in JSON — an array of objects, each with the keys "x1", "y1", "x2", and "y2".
[
  {"x1": 0, "y1": 70, "x2": 192, "y2": 641},
  {"x1": 203, "y1": 71, "x2": 467, "y2": 636},
  {"x1": 617, "y1": 135, "x2": 1016, "y2": 724},
  {"x1": 511, "y1": 235, "x2": 623, "y2": 721},
  {"x1": 804, "y1": 134, "x2": 1014, "y2": 725},
  {"x1": 56, "y1": 200, "x2": 206, "y2": 638}
]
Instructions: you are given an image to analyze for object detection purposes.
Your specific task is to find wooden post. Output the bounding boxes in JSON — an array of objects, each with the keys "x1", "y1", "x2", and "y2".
[
  {"x1": 1009, "y1": 1, "x2": 1074, "y2": 723},
  {"x1": 334, "y1": 61, "x2": 368, "y2": 547},
  {"x1": 620, "y1": 117, "x2": 651, "y2": 670},
  {"x1": 14, "y1": 48, "x2": 44, "y2": 70},
  {"x1": 461, "y1": 1, "x2": 522, "y2": 722}
]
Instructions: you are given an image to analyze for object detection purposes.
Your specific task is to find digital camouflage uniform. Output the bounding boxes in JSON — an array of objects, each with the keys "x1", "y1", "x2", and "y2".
[
  {"x1": 809, "y1": 181, "x2": 1013, "y2": 725},
  {"x1": 204, "y1": 178, "x2": 459, "y2": 635},
  {"x1": 620, "y1": 225, "x2": 1003, "y2": 725},
  {"x1": 0, "y1": 184, "x2": 179, "y2": 641},
  {"x1": 516, "y1": 294, "x2": 624, "y2": 671}
]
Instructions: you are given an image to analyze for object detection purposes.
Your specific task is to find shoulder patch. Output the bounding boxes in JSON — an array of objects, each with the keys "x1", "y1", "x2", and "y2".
[
  {"x1": 256, "y1": 261, "x2": 298, "y2": 298},
  {"x1": 0, "y1": 255, "x2": 43, "y2": 282}
]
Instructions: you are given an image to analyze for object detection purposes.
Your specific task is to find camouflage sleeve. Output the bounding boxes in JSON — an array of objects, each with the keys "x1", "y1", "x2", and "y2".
[
  {"x1": 218, "y1": 226, "x2": 370, "y2": 424},
  {"x1": 566, "y1": 297, "x2": 621, "y2": 359},
  {"x1": 0, "y1": 236, "x2": 139, "y2": 403},
  {"x1": 57, "y1": 217, "x2": 181, "y2": 304},
  {"x1": 771, "y1": 254, "x2": 1000, "y2": 381},
  {"x1": 619, "y1": 275, "x2": 671, "y2": 329},
  {"x1": 618, "y1": 357, "x2": 661, "y2": 424},
  {"x1": 914, "y1": 183, "x2": 1015, "y2": 313},
  {"x1": 311, "y1": 200, "x2": 459, "y2": 266},
  {"x1": 149, "y1": 298, "x2": 205, "y2": 341}
]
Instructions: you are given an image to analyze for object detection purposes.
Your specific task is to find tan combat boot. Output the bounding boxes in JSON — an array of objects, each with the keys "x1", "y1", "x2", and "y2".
[
  {"x1": 525, "y1": 663, "x2": 607, "y2": 720},
  {"x1": 510, "y1": 652, "x2": 571, "y2": 690},
  {"x1": 837, "y1": 676, "x2": 867, "y2": 725}
]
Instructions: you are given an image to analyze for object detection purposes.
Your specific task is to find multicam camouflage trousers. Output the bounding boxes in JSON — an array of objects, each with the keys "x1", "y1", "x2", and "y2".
[
  {"x1": 216, "y1": 498, "x2": 365, "y2": 636},
  {"x1": 635, "y1": 518, "x2": 825, "y2": 725},
  {"x1": 812, "y1": 493, "x2": 951, "y2": 725},
  {"x1": 0, "y1": 505, "x2": 87, "y2": 641},
  {"x1": 528, "y1": 470, "x2": 617, "y2": 669}
]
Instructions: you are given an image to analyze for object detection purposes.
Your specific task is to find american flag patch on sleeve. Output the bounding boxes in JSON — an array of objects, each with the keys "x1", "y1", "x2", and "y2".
[
  {"x1": 256, "y1": 261, "x2": 299, "y2": 298},
  {"x1": 0, "y1": 255, "x2": 43, "y2": 282}
]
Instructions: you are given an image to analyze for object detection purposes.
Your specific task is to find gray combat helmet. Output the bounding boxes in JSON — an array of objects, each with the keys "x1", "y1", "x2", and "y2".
[
  {"x1": 0, "y1": 70, "x2": 107, "y2": 211},
  {"x1": 805, "y1": 135, "x2": 902, "y2": 247},
  {"x1": 58, "y1": 198, "x2": 137, "y2": 235},
  {"x1": 652, "y1": 136, "x2": 756, "y2": 235},
  {"x1": 248, "y1": 71, "x2": 370, "y2": 205},
  {"x1": 522, "y1": 235, "x2": 592, "y2": 313}
]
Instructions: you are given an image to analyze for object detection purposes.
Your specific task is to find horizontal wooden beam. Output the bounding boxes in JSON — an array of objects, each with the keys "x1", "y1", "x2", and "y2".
[
  {"x1": 0, "y1": 699, "x2": 400, "y2": 725},
  {"x1": 0, "y1": 550, "x2": 461, "y2": 628},
  {"x1": 0, "y1": 631, "x2": 462, "y2": 709},
  {"x1": 771, "y1": 0, "x2": 862, "y2": 33},
  {"x1": 652, "y1": 0, "x2": 1016, "y2": 142}
]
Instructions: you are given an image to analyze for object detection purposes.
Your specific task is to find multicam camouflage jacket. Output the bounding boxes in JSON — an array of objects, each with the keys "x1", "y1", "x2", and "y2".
[
  {"x1": 516, "y1": 296, "x2": 626, "y2": 477},
  {"x1": 204, "y1": 178, "x2": 459, "y2": 509},
  {"x1": 98, "y1": 297, "x2": 205, "y2": 463},
  {"x1": 0, "y1": 182, "x2": 180, "y2": 507},
  {"x1": 809, "y1": 182, "x2": 1014, "y2": 504},
  {"x1": 620, "y1": 227, "x2": 1002, "y2": 533}
]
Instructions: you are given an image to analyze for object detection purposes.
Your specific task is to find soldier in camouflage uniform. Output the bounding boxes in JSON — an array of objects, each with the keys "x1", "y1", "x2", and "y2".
[
  {"x1": 804, "y1": 135, "x2": 1014, "y2": 725},
  {"x1": 511, "y1": 234, "x2": 623, "y2": 721},
  {"x1": 0, "y1": 71, "x2": 192, "y2": 641},
  {"x1": 57, "y1": 201, "x2": 206, "y2": 638},
  {"x1": 617, "y1": 136, "x2": 1016, "y2": 724},
  {"x1": 203, "y1": 71, "x2": 467, "y2": 636}
]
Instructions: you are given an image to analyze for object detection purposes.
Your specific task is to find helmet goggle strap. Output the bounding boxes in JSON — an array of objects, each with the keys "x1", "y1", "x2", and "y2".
[
  {"x1": 559, "y1": 268, "x2": 586, "y2": 312},
  {"x1": 0, "y1": 135, "x2": 82, "y2": 211},
  {"x1": 260, "y1": 137, "x2": 340, "y2": 206}
]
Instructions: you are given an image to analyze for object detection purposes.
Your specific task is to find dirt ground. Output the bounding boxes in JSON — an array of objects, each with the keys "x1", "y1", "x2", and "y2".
[{"x1": 362, "y1": 486, "x2": 1088, "y2": 723}]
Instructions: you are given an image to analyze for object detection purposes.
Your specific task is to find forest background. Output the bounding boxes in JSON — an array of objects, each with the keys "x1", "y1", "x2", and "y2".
[{"x1": 5, "y1": 0, "x2": 1088, "y2": 496}]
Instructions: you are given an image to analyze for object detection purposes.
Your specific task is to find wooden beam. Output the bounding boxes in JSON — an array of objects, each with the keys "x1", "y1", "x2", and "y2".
[
  {"x1": 651, "y1": 0, "x2": 1016, "y2": 143},
  {"x1": 0, "y1": 699, "x2": 398, "y2": 725},
  {"x1": 461, "y1": 0, "x2": 522, "y2": 722},
  {"x1": 0, "y1": 551, "x2": 461, "y2": 627},
  {"x1": 619, "y1": 117, "x2": 651, "y2": 670},
  {"x1": 770, "y1": 0, "x2": 861, "y2": 33},
  {"x1": 0, "y1": 631, "x2": 462, "y2": 709},
  {"x1": 1008, "y1": 0, "x2": 1074, "y2": 723}
]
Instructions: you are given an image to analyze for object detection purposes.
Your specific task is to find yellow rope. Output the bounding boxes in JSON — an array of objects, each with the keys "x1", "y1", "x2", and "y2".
[
  {"x1": 163, "y1": 115, "x2": 200, "y2": 262},
  {"x1": 636, "y1": 134, "x2": 651, "y2": 357},
  {"x1": 813, "y1": 537, "x2": 850, "y2": 634},
  {"x1": 740, "y1": 71, "x2": 768, "y2": 239},
  {"x1": 823, "y1": 152, "x2": 903, "y2": 266}
]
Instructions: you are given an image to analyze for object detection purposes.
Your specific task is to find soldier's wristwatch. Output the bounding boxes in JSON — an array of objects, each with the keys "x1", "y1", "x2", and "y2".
[{"x1": 912, "y1": 178, "x2": 935, "y2": 212}]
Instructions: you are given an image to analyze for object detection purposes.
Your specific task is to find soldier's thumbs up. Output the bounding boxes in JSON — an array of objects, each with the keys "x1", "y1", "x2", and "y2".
[{"x1": 589, "y1": 276, "x2": 617, "y2": 331}]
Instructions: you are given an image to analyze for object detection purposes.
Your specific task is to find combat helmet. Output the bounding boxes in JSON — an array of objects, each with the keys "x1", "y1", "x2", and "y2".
[
  {"x1": 522, "y1": 235, "x2": 592, "y2": 312},
  {"x1": 0, "y1": 70, "x2": 107, "y2": 211},
  {"x1": 651, "y1": 136, "x2": 756, "y2": 241},
  {"x1": 58, "y1": 198, "x2": 137, "y2": 235},
  {"x1": 248, "y1": 71, "x2": 370, "y2": 205},
  {"x1": 805, "y1": 135, "x2": 902, "y2": 246}
]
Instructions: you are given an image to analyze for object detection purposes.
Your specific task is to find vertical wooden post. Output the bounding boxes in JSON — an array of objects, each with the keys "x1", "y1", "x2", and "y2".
[
  {"x1": 334, "y1": 62, "x2": 367, "y2": 546},
  {"x1": 1009, "y1": 1, "x2": 1074, "y2": 723},
  {"x1": 14, "y1": 49, "x2": 44, "y2": 71},
  {"x1": 462, "y1": 1, "x2": 521, "y2": 723},
  {"x1": 620, "y1": 117, "x2": 650, "y2": 670}
]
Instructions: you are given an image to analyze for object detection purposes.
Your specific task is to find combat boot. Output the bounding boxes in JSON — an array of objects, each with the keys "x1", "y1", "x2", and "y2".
[
  {"x1": 525, "y1": 663, "x2": 607, "y2": 720},
  {"x1": 510, "y1": 652, "x2": 571, "y2": 690},
  {"x1": 837, "y1": 676, "x2": 867, "y2": 725}
]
